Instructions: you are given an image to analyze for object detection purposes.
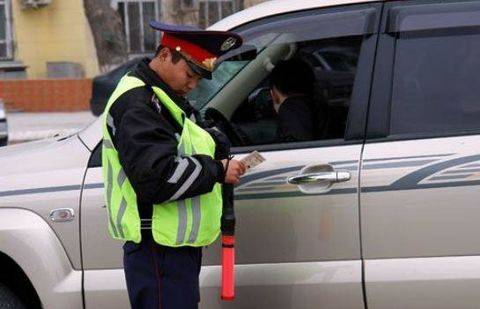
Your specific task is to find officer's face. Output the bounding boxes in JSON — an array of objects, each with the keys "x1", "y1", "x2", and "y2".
[{"x1": 158, "y1": 48, "x2": 202, "y2": 96}]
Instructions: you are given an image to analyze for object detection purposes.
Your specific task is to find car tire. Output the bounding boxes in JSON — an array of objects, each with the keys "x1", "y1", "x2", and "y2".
[{"x1": 0, "y1": 283, "x2": 26, "y2": 309}]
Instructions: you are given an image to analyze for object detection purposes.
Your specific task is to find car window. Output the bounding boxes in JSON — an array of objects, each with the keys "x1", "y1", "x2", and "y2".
[
  {"x1": 215, "y1": 6, "x2": 376, "y2": 147},
  {"x1": 186, "y1": 33, "x2": 279, "y2": 112},
  {"x1": 186, "y1": 60, "x2": 249, "y2": 111},
  {"x1": 381, "y1": 0, "x2": 480, "y2": 138},
  {"x1": 389, "y1": 28, "x2": 480, "y2": 136},
  {"x1": 230, "y1": 36, "x2": 363, "y2": 146}
]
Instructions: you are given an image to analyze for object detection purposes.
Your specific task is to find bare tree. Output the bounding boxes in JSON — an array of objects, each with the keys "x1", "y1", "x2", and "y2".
[{"x1": 83, "y1": 0, "x2": 128, "y2": 73}]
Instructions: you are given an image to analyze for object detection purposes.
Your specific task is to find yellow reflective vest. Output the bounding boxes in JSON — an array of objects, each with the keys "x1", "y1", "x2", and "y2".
[{"x1": 102, "y1": 75, "x2": 223, "y2": 247}]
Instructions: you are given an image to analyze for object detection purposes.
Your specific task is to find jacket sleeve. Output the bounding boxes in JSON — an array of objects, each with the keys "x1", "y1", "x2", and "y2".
[
  {"x1": 109, "y1": 88, "x2": 224, "y2": 205},
  {"x1": 204, "y1": 127, "x2": 231, "y2": 160}
]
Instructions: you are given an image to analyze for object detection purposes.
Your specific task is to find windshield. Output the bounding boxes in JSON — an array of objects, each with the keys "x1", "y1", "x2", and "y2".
[
  {"x1": 186, "y1": 32, "x2": 279, "y2": 112},
  {"x1": 186, "y1": 60, "x2": 248, "y2": 111}
]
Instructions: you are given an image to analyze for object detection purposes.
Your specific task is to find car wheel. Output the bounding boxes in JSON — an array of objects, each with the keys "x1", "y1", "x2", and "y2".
[{"x1": 0, "y1": 283, "x2": 26, "y2": 309}]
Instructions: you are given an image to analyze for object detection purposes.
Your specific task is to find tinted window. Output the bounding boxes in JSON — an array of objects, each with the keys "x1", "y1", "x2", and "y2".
[
  {"x1": 390, "y1": 29, "x2": 480, "y2": 136},
  {"x1": 187, "y1": 60, "x2": 249, "y2": 111},
  {"x1": 230, "y1": 36, "x2": 362, "y2": 145},
  {"x1": 214, "y1": 5, "x2": 376, "y2": 147}
]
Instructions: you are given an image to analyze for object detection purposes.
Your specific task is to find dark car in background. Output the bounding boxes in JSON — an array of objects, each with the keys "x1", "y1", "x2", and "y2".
[{"x1": 90, "y1": 57, "x2": 145, "y2": 116}]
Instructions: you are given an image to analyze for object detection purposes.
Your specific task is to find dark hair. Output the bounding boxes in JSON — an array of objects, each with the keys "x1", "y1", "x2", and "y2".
[
  {"x1": 155, "y1": 45, "x2": 182, "y2": 64},
  {"x1": 269, "y1": 58, "x2": 315, "y2": 96}
]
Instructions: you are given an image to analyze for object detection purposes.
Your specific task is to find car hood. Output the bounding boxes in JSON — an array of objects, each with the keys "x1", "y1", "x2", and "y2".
[
  {"x1": 0, "y1": 135, "x2": 90, "y2": 181},
  {"x1": 0, "y1": 138, "x2": 58, "y2": 158}
]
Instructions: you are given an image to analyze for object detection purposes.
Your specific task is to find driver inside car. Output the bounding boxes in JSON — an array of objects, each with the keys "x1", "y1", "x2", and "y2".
[{"x1": 269, "y1": 58, "x2": 323, "y2": 143}]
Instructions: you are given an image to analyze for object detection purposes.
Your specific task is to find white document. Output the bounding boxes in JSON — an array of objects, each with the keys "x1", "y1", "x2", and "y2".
[{"x1": 240, "y1": 150, "x2": 266, "y2": 170}]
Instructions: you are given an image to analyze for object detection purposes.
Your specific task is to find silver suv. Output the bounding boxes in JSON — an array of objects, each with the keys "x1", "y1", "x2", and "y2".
[{"x1": 0, "y1": 0, "x2": 480, "y2": 308}]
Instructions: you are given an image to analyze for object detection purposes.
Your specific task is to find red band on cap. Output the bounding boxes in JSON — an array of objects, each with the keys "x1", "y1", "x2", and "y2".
[{"x1": 162, "y1": 33, "x2": 216, "y2": 70}]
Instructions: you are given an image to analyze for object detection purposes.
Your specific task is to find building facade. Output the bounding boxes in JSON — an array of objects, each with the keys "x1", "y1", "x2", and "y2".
[
  {"x1": 0, "y1": 0, "x2": 267, "y2": 80},
  {"x1": 0, "y1": 0, "x2": 267, "y2": 112},
  {"x1": 2, "y1": 0, "x2": 99, "y2": 79}
]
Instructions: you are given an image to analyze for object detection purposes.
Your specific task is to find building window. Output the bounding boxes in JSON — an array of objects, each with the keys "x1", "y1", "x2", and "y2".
[
  {"x1": 181, "y1": 0, "x2": 198, "y2": 10},
  {"x1": 116, "y1": 0, "x2": 160, "y2": 56},
  {"x1": 199, "y1": 0, "x2": 237, "y2": 28},
  {"x1": 0, "y1": 0, "x2": 12, "y2": 60}
]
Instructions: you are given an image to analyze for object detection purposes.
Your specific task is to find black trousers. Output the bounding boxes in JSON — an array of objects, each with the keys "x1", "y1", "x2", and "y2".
[{"x1": 123, "y1": 237, "x2": 202, "y2": 309}]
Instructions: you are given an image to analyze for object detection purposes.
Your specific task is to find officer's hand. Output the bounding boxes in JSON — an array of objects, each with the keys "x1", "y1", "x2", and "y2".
[{"x1": 221, "y1": 159, "x2": 246, "y2": 184}]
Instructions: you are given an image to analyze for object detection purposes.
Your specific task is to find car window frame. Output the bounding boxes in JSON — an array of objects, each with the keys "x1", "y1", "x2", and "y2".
[
  {"x1": 225, "y1": 2, "x2": 383, "y2": 154},
  {"x1": 366, "y1": 0, "x2": 480, "y2": 144}
]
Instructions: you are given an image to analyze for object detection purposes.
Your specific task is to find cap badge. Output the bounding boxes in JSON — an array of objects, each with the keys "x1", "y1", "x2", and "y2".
[
  {"x1": 202, "y1": 57, "x2": 217, "y2": 71},
  {"x1": 221, "y1": 37, "x2": 237, "y2": 51}
]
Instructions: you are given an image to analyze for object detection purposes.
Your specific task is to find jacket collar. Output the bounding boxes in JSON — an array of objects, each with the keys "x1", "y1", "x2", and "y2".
[{"x1": 133, "y1": 58, "x2": 194, "y2": 117}]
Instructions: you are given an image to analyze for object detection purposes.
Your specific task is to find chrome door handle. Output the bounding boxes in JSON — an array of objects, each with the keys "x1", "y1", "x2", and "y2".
[{"x1": 287, "y1": 171, "x2": 351, "y2": 185}]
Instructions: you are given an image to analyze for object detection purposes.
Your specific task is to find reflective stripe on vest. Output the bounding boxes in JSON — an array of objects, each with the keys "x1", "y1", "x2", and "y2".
[{"x1": 101, "y1": 74, "x2": 222, "y2": 247}]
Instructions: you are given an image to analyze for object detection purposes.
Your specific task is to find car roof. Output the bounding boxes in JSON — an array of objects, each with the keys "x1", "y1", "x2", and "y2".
[{"x1": 209, "y1": 0, "x2": 379, "y2": 31}]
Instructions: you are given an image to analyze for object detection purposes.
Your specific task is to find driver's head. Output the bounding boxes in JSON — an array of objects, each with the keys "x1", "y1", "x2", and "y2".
[
  {"x1": 148, "y1": 22, "x2": 244, "y2": 96},
  {"x1": 270, "y1": 58, "x2": 315, "y2": 96},
  {"x1": 269, "y1": 58, "x2": 315, "y2": 112}
]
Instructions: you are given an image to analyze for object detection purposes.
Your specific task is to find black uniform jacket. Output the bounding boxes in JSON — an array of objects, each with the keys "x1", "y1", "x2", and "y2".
[
  {"x1": 107, "y1": 58, "x2": 224, "y2": 220},
  {"x1": 276, "y1": 95, "x2": 317, "y2": 143}
]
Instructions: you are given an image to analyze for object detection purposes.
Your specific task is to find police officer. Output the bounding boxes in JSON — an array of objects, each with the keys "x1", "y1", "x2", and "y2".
[{"x1": 101, "y1": 22, "x2": 246, "y2": 309}]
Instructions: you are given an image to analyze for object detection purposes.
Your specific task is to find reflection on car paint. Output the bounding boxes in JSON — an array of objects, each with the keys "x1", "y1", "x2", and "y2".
[
  {"x1": 235, "y1": 154, "x2": 480, "y2": 200},
  {"x1": 0, "y1": 154, "x2": 479, "y2": 200}
]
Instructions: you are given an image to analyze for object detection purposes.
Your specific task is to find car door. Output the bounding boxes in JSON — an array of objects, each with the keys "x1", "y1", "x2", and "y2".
[
  {"x1": 196, "y1": 4, "x2": 381, "y2": 308},
  {"x1": 79, "y1": 3, "x2": 381, "y2": 308},
  {"x1": 361, "y1": 1, "x2": 480, "y2": 308}
]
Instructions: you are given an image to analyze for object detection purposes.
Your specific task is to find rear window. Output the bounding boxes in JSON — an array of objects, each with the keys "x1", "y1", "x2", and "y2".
[{"x1": 390, "y1": 29, "x2": 480, "y2": 136}]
